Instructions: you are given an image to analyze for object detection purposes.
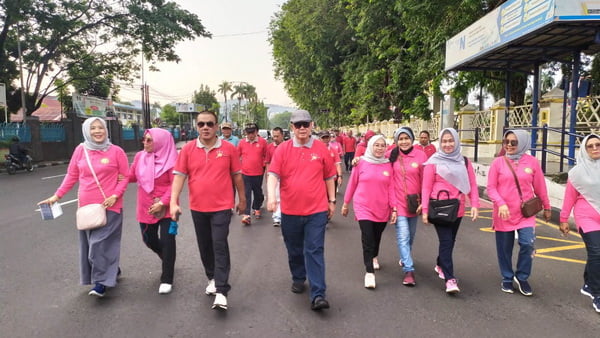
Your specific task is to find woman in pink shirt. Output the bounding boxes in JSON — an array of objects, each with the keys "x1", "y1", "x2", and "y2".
[
  {"x1": 342, "y1": 134, "x2": 396, "y2": 289},
  {"x1": 389, "y1": 127, "x2": 428, "y2": 286},
  {"x1": 129, "y1": 128, "x2": 178, "y2": 294},
  {"x1": 487, "y1": 130, "x2": 550, "y2": 296},
  {"x1": 559, "y1": 134, "x2": 600, "y2": 313},
  {"x1": 39, "y1": 117, "x2": 129, "y2": 297},
  {"x1": 422, "y1": 128, "x2": 480, "y2": 294}
]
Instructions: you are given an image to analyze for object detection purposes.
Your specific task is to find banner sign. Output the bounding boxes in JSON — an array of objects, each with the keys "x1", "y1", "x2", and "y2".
[
  {"x1": 73, "y1": 93, "x2": 111, "y2": 118},
  {"x1": 175, "y1": 103, "x2": 205, "y2": 113},
  {"x1": 0, "y1": 83, "x2": 6, "y2": 106}
]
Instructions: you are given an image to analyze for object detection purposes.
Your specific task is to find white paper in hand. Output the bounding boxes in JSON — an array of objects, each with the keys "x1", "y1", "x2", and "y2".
[{"x1": 40, "y1": 202, "x2": 63, "y2": 220}]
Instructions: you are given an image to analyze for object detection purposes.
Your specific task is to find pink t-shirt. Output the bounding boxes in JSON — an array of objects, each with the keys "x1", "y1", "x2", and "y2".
[
  {"x1": 560, "y1": 180, "x2": 600, "y2": 233},
  {"x1": 238, "y1": 137, "x2": 267, "y2": 176},
  {"x1": 343, "y1": 160, "x2": 395, "y2": 222},
  {"x1": 392, "y1": 149, "x2": 428, "y2": 216},
  {"x1": 487, "y1": 155, "x2": 550, "y2": 231},
  {"x1": 129, "y1": 151, "x2": 174, "y2": 224},
  {"x1": 268, "y1": 138, "x2": 336, "y2": 215},
  {"x1": 56, "y1": 144, "x2": 129, "y2": 213},
  {"x1": 174, "y1": 139, "x2": 241, "y2": 212},
  {"x1": 421, "y1": 158, "x2": 480, "y2": 217}
]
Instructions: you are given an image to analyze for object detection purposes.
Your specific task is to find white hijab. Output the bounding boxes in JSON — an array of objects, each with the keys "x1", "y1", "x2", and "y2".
[
  {"x1": 362, "y1": 134, "x2": 389, "y2": 164},
  {"x1": 82, "y1": 117, "x2": 111, "y2": 151},
  {"x1": 425, "y1": 128, "x2": 470, "y2": 194},
  {"x1": 504, "y1": 129, "x2": 531, "y2": 160},
  {"x1": 569, "y1": 134, "x2": 600, "y2": 215}
]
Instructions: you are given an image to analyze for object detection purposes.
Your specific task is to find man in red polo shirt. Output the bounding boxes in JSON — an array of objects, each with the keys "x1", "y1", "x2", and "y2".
[
  {"x1": 267, "y1": 110, "x2": 336, "y2": 311},
  {"x1": 342, "y1": 130, "x2": 357, "y2": 172},
  {"x1": 265, "y1": 127, "x2": 285, "y2": 227},
  {"x1": 170, "y1": 111, "x2": 246, "y2": 311},
  {"x1": 237, "y1": 122, "x2": 268, "y2": 225},
  {"x1": 414, "y1": 130, "x2": 436, "y2": 158}
]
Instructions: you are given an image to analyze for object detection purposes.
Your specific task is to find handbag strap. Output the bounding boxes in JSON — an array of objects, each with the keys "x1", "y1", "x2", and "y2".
[
  {"x1": 503, "y1": 156, "x2": 524, "y2": 203},
  {"x1": 82, "y1": 145, "x2": 107, "y2": 200}
]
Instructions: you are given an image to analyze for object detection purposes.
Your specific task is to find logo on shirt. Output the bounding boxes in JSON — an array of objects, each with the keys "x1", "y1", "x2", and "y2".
[
  {"x1": 524, "y1": 167, "x2": 533, "y2": 174},
  {"x1": 255, "y1": 143, "x2": 260, "y2": 148},
  {"x1": 100, "y1": 158, "x2": 109, "y2": 164},
  {"x1": 411, "y1": 162, "x2": 418, "y2": 168},
  {"x1": 383, "y1": 170, "x2": 390, "y2": 176},
  {"x1": 311, "y1": 153, "x2": 321, "y2": 161},
  {"x1": 216, "y1": 150, "x2": 224, "y2": 158}
]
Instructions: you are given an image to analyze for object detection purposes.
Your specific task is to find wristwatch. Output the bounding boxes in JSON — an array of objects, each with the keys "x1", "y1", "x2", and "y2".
[{"x1": 328, "y1": 200, "x2": 336, "y2": 204}]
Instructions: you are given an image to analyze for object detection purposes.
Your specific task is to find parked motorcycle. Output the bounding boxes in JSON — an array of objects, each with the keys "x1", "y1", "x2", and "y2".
[{"x1": 4, "y1": 153, "x2": 34, "y2": 175}]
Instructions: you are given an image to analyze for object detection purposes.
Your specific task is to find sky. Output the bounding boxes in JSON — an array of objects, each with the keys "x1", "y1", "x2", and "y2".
[{"x1": 117, "y1": 0, "x2": 295, "y2": 108}]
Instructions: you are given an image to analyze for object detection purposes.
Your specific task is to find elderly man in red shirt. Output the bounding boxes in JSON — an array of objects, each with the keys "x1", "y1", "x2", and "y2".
[
  {"x1": 238, "y1": 122, "x2": 268, "y2": 225},
  {"x1": 267, "y1": 110, "x2": 337, "y2": 311},
  {"x1": 170, "y1": 111, "x2": 246, "y2": 311}
]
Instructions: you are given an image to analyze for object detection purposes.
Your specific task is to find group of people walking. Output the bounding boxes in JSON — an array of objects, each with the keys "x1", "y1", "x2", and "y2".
[{"x1": 37, "y1": 111, "x2": 600, "y2": 314}]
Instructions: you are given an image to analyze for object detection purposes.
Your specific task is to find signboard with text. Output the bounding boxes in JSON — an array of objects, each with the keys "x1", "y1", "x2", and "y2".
[{"x1": 73, "y1": 93, "x2": 111, "y2": 118}]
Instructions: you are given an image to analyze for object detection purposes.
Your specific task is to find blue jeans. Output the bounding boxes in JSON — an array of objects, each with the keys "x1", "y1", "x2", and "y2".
[
  {"x1": 395, "y1": 216, "x2": 418, "y2": 272},
  {"x1": 281, "y1": 212, "x2": 328, "y2": 301},
  {"x1": 580, "y1": 229, "x2": 600, "y2": 297},
  {"x1": 495, "y1": 227, "x2": 535, "y2": 282}
]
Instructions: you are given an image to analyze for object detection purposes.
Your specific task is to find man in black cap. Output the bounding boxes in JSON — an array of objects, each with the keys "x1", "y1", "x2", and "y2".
[{"x1": 238, "y1": 122, "x2": 268, "y2": 225}]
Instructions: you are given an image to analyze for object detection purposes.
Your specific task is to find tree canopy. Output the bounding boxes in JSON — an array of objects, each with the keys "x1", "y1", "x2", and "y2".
[{"x1": 0, "y1": 0, "x2": 210, "y2": 120}]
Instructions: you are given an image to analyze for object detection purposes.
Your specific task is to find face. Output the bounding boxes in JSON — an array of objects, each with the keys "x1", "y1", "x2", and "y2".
[
  {"x1": 142, "y1": 133, "x2": 153, "y2": 152},
  {"x1": 419, "y1": 132, "x2": 430, "y2": 146},
  {"x1": 196, "y1": 113, "x2": 217, "y2": 142},
  {"x1": 245, "y1": 129, "x2": 257, "y2": 141},
  {"x1": 372, "y1": 139, "x2": 387, "y2": 158},
  {"x1": 221, "y1": 127, "x2": 232, "y2": 137},
  {"x1": 271, "y1": 130, "x2": 283, "y2": 144},
  {"x1": 291, "y1": 121, "x2": 312, "y2": 141},
  {"x1": 397, "y1": 133, "x2": 412, "y2": 151},
  {"x1": 585, "y1": 137, "x2": 600, "y2": 160},
  {"x1": 320, "y1": 135, "x2": 330, "y2": 144},
  {"x1": 503, "y1": 133, "x2": 518, "y2": 155},
  {"x1": 90, "y1": 120, "x2": 107, "y2": 144},
  {"x1": 440, "y1": 132, "x2": 455, "y2": 154}
]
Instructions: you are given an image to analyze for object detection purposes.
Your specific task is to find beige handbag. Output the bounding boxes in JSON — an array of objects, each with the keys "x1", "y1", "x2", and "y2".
[{"x1": 76, "y1": 146, "x2": 107, "y2": 230}]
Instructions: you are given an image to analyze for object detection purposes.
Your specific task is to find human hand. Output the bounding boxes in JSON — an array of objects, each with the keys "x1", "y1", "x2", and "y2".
[
  {"x1": 148, "y1": 201, "x2": 165, "y2": 215},
  {"x1": 103, "y1": 195, "x2": 118, "y2": 208},
  {"x1": 236, "y1": 199, "x2": 247, "y2": 215},
  {"x1": 422, "y1": 213, "x2": 429, "y2": 225},
  {"x1": 498, "y1": 205, "x2": 510, "y2": 220},
  {"x1": 559, "y1": 222, "x2": 570, "y2": 236},
  {"x1": 351, "y1": 156, "x2": 361, "y2": 166},
  {"x1": 38, "y1": 194, "x2": 59, "y2": 205},
  {"x1": 544, "y1": 209, "x2": 552, "y2": 222},
  {"x1": 170, "y1": 202, "x2": 182, "y2": 221},
  {"x1": 341, "y1": 204, "x2": 349, "y2": 217},
  {"x1": 471, "y1": 207, "x2": 479, "y2": 221},
  {"x1": 390, "y1": 212, "x2": 397, "y2": 224},
  {"x1": 327, "y1": 203, "x2": 335, "y2": 219},
  {"x1": 267, "y1": 198, "x2": 277, "y2": 212},
  {"x1": 117, "y1": 174, "x2": 126, "y2": 182}
]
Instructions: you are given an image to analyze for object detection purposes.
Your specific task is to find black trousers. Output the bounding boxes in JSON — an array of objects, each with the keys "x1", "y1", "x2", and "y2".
[
  {"x1": 432, "y1": 217, "x2": 462, "y2": 281},
  {"x1": 139, "y1": 218, "x2": 176, "y2": 284},
  {"x1": 191, "y1": 209, "x2": 232, "y2": 296},
  {"x1": 359, "y1": 220, "x2": 387, "y2": 273},
  {"x1": 344, "y1": 152, "x2": 355, "y2": 171},
  {"x1": 243, "y1": 174, "x2": 264, "y2": 215}
]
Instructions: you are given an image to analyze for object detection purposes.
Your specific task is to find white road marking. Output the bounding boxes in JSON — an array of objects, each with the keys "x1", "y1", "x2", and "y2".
[{"x1": 41, "y1": 174, "x2": 66, "y2": 180}]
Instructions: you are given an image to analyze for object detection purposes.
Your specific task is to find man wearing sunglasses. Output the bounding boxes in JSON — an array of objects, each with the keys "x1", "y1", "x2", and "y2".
[
  {"x1": 170, "y1": 111, "x2": 246, "y2": 311},
  {"x1": 238, "y1": 122, "x2": 268, "y2": 225},
  {"x1": 266, "y1": 110, "x2": 337, "y2": 311}
]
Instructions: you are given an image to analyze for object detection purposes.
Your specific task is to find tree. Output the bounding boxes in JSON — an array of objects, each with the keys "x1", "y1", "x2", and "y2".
[
  {"x1": 217, "y1": 81, "x2": 232, "y2": 122},
  {"x1": 0, "y1": 0, "x2": 210, "y2": 116},
  {"x1": 160, "y1": 104, "x2": 180, "y2": 126},
  {"x1": 269, "y1": 111, "x2": 293, "y2": 128},
  {"x1": 192, "y1": 84, "x2": 219, "y2": 114}
]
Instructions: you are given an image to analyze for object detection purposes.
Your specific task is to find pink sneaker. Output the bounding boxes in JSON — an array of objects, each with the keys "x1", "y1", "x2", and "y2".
[
  {"x1": 445, "y1": 278, "x2": 460, "y2": 294},
  {"x1": 434, "y1": 265, "x2": 445, "y2": 280}
]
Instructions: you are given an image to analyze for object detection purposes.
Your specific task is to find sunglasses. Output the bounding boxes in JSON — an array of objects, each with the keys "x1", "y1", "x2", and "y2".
[
  {"x1": 586, "y1": 142, "x2": 600, "y2": 150},
  {"x1": 293, "y1": 121, "x2": 311, "y2": 129},
  {"x1": 503, "y1": 139, "x2": 518, "y2": 147},
  {"x1": 197, "y1": 121, "x2": 215, "y2": 128},
  {"x1": 142, "y1": 138, "x2": 153, "y2": 143}
]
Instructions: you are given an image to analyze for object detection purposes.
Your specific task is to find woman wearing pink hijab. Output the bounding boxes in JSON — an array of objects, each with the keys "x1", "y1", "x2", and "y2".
[{"x1": 129, "y1": 128, "x2": 178, "y2": 294}]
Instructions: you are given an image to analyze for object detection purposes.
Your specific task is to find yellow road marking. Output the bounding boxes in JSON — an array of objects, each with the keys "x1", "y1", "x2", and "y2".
[
  {"x1": 535, "y1": 254, "x2": 585, "y2": 264},
  {"x1": 536, "y1": 244, "x2": 585, "y2": 253}
]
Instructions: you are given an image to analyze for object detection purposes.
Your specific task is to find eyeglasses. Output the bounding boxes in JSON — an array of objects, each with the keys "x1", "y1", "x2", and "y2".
[
  {"x1": 503, "y1": 139, "x2": 518, "y2": 147},
  {"x1": 293, "y1": 121, "x2": 310, "y2": 129},
  {"x1": 586, "y1": 142, "x2": 600, "y2": 150},
  {"x1": 142, "y1": 138, "x2": 153, "y2": 143},
  {"x1": 197, "y1": 121, "x2": 215, "y2": 128}
]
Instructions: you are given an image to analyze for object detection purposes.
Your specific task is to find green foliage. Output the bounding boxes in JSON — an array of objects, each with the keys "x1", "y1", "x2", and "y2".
[
  {"x1": 192, "y1": 84, "x2": 219, "y2": 113},
  {"x1": 0, "y1": 0, "x2": 209, "y2": 115},
  {"x1": 160, "y1": 104, "x2": 181, "y2": 126}
]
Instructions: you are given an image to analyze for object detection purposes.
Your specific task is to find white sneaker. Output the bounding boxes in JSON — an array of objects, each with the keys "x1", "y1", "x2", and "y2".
[
  {"x1": 205, "y1": 279, "x2": 216, "y2": 295},
  {"x1": 212, "y1": 293, "x2": 228, "y2": 310},
  {"x1": 373, "y1": 258, "x2": 380, "y2": 270},
  {"x1": 364, "y1": 273, "x2": 376, "y2": 289},
  {"x1": 158, "y1": 283, "x2": 172, "y2": 294}
]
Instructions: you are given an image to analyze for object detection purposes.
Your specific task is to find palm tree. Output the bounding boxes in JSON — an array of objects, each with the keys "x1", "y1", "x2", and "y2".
[
  {"x1": 231, "y1": 84, "x2": 245, "y2": 127},
  {"x1": 218, "y1": 81, "x2": 232, "y2": 122}
]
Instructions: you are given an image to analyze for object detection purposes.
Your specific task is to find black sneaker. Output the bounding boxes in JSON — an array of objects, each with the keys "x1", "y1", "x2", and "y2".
[
  {"x1": 513, "y1": 277, "x2": 533, "y2": 296},
  {"x1": 581, "y1": 284, "x2": 594, "y2": 299},
  {"x1": 291, "y1": 281, "x2": 306, "y2": 294},
  {"x1": 273, "y1": 221, "x2": 281, "y2": 227},
  {"x1": 593, "y1": 297, "x2": 600, "y2": 313},
  {"x1": 501, "y1": 281, "x2": 515, "y2": 294},
  {"x1": 311, "y1": 296, "x2": 330, "y2": 311},
  {"x1": 89, "y1": 283, "x2": 106, "y2": 297}
]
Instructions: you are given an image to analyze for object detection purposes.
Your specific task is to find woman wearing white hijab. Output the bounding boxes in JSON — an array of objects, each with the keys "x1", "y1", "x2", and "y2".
[
  {"x1": 487, "y1": 130, "x2": 550, "y2": 297},
  {"x1": 560, "y1": 134, "x2": 600, "y2": 313},
  {"x1": 421, "y1": 128, "x2": 480, "y2": 294},
  {"x1": 342, "y1": 134, "x2": 397, "y2": 289},
  {"x1": 39, "y1": 117, "x2": 129, "y2": 297}
]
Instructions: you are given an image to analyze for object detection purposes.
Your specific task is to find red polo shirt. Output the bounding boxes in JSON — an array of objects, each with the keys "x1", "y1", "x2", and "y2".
[
  {"x1": 343, "y1": 135, "x2": 357, "y2": 152},
  {"x1": 265, "y1": 142, "x2": 280, "y2": 164},
  {"x1": 268, "y1": 138, "x2": 336, "y2": 215},
  {"x1": 414, "y1": 144, "x2": 436, "y2": 158},
  {"x1": 238, "y1": 137, "x2": 267, "y2": 176},
  {"x1": 174, "y1": 138, "x2": 241, "y2": 212}
]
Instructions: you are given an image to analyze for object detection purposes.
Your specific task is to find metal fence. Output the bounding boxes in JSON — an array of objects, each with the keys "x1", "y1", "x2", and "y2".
[
  {"x1": 0, "y1": 123, "x2": 31, "y2": 142},
  {"x1": 40, "y1": 123, "x2": 65, "y2": 142}
]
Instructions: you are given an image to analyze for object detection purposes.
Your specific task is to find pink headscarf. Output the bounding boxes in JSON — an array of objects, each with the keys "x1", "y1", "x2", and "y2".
[{"x1": 137, "y1": 128, "x2": 178, "y2": 194}]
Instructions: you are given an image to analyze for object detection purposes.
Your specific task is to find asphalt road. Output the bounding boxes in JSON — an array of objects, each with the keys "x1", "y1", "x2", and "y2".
[{"x1": 0, "y1": 163, "x2": 597, "y2": 338}]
